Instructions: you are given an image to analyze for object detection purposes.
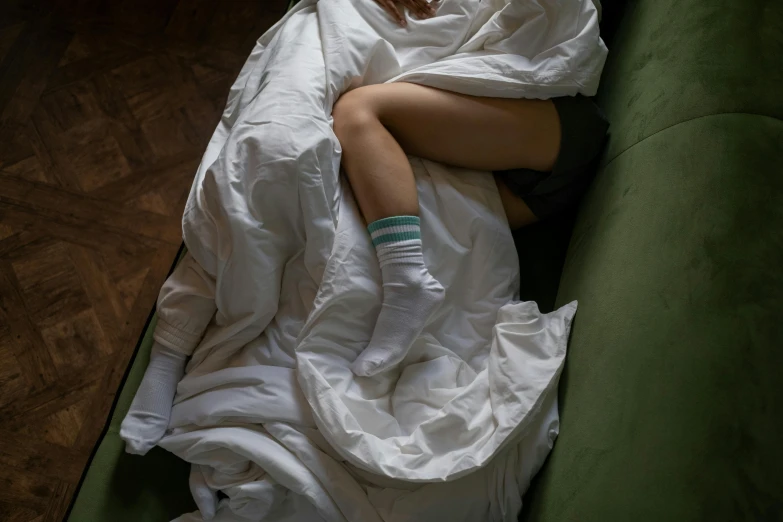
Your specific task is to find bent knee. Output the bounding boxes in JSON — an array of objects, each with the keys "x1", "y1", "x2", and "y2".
[{"x1": 332, "y1": 87, "x2": 382, "y2": 142}]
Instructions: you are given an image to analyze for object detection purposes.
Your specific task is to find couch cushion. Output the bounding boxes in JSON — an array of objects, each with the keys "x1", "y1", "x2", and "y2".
[
  {"x1": 521, "y1": 114, "x2": 783, "y2": 521},
  {"x1": 596, "y1": 0, "x2": 783, "y2": 162}
]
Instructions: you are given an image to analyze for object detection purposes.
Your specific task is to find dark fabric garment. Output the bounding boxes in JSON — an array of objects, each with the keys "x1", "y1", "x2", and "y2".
[{"x1": 496, "y1": 95, "x2": 609, "y2": 220}]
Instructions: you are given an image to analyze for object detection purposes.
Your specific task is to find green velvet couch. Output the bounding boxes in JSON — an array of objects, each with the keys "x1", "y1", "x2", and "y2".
[{"x1": 67, "y1": 0, "x2": 783, "y2": 520}]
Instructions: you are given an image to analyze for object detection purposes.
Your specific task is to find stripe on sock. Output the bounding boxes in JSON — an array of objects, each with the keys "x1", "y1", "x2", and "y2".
[
  {"x1": 370, "y1": 224, "x2": 420, "y2": 240},
  {"x1": 372, "y1": 231, "x2": 420, "y2": 247},
  {"x1": 368, "y1": 216, "x2": 421, "y2": 247},
  {"x1": 367, "y1": 216, "x2": 420, "y2": 234}
]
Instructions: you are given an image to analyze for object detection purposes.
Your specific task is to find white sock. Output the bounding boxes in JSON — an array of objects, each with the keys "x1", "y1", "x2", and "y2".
[
  {"x1": 352, "y1": 216, "x2": 444, "y2": 377},
  {"x1": 120, "y1": 341, "x2": 187, "y2": 455}
]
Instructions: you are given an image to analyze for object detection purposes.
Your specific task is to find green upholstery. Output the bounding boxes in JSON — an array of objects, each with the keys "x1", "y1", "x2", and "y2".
[
  {"x1": 521, "y1": 0, "x2": 783, "y2": 520},
  {"x1": 521, "y1": 115, "x2": 783, "y2": 522},
  {"x1": 69, "y1": 0, "x2": 783, "y2": 520},
  {"x1": 67, "y1": 318, "x2": 195, "y2": 521},
  {"x1": 597, "y1": 0, "x2": 782, "y2": 163}
]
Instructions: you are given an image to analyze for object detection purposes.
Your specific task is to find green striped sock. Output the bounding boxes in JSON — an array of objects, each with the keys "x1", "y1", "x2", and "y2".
[
  {"x1": 368, "y1": 216, "x2": 421, "y2": 248},
  {"x1": 354, "y1": 214, "x2": 444, "y2": 377}
]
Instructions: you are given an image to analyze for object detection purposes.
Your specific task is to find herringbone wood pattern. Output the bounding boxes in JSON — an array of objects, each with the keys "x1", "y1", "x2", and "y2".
[{"x1": 0, "y1": 1, "x2": 289, "y2": 520}]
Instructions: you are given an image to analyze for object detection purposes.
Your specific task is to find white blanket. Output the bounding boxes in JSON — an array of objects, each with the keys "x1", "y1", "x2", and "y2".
[{"x1": 158, "y1": 0, "x2": 606, "y2": 520}]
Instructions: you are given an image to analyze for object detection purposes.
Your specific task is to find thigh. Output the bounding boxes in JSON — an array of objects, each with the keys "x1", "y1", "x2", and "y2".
[{"x1": 359, "y1": 82, "x2": 561, "y2": 173}]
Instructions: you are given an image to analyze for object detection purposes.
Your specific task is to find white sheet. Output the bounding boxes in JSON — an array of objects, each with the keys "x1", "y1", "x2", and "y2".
[{"x1": 151, "y1": 0, "x2": 606, "y2": 520}]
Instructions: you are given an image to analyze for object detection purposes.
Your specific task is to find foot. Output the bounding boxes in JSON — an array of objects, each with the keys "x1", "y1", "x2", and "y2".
[
  {"x1": 120, "y1": 342, "x2": 187, "y2": 455},
  {"x1": 352, "y1": 265, "x2": 444, "y2": 377}
]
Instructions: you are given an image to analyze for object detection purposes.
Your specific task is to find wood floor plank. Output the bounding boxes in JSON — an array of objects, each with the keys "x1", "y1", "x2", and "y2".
[
  {"x1": 42, "y1": 480, "x2": 76, "y2": 520},
  {"x1": 0, "y1": 1, "x2": 291, "y2": 520},
  {"x1": 0, "y1": 206, "x2": 173, "y2": 289},
  {"x1": 89, "y1": 71, "x2": 158, "y2": 170},
  {"x1": 0, "y1": 501, "x2": 40, "y2": 522},
  {"x1": 0, "y1": 22, "x2": 25, "y2": 67},
  {"x1": 88, "y1": 151, "x2": 200, "y2": 203},
  {"x1": 0, "y1": 260, "x2": 60, "y2": 390},
  {"x1": 0, "y1": 19, "x2": 71, "y2": 158},
  {"x1": 0, "y1": 468, "x2": 53, "y2": 511},
  {"x1": 41, "y1": 481, "x2": 74, "y2": 522},
  {"x1": 0, "y1": 174, "x2": 182, "y2": 244},
  {"x1": 0, "y1": 355, "x2": 106, "y2": 426},
  {"x1": 0, "y1": 229, "x2": 48, "y2": 260},
  {"x1": 67, "y1": 245, "x2": 125, "y2": 346},
  {"x1": 23, "y1": 119, "x2": 76, "y2": 189},
  {"x1": 0, "y1": 427, "x2": 87, "y2": 484},
  {"x1": 44, "y1": 45, "x2": 142, "y2": 94}
]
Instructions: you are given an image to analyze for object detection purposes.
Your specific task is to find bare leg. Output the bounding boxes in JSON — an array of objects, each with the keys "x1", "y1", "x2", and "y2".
[
  {"x1": 333, "y1": 83, "x2": 561, "y2": 376},
  {"x1": 333, "y1": 82, "x2": 561, "y2": 228}
]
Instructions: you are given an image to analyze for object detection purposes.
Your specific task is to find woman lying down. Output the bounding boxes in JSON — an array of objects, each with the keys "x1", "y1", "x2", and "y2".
[{"x1": 121, "y1": 0, "x2": 608, "y2": 455}]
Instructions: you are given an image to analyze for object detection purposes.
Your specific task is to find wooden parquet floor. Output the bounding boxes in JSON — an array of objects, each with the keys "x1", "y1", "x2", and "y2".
[{"x1": 0, "y1": 1, "x2": 289, "y2": 520}]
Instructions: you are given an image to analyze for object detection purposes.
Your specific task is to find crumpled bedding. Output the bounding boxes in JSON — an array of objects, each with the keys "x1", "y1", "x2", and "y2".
[{"x1": 152, "y1": 0, "x2": 607, "y2": 520}]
